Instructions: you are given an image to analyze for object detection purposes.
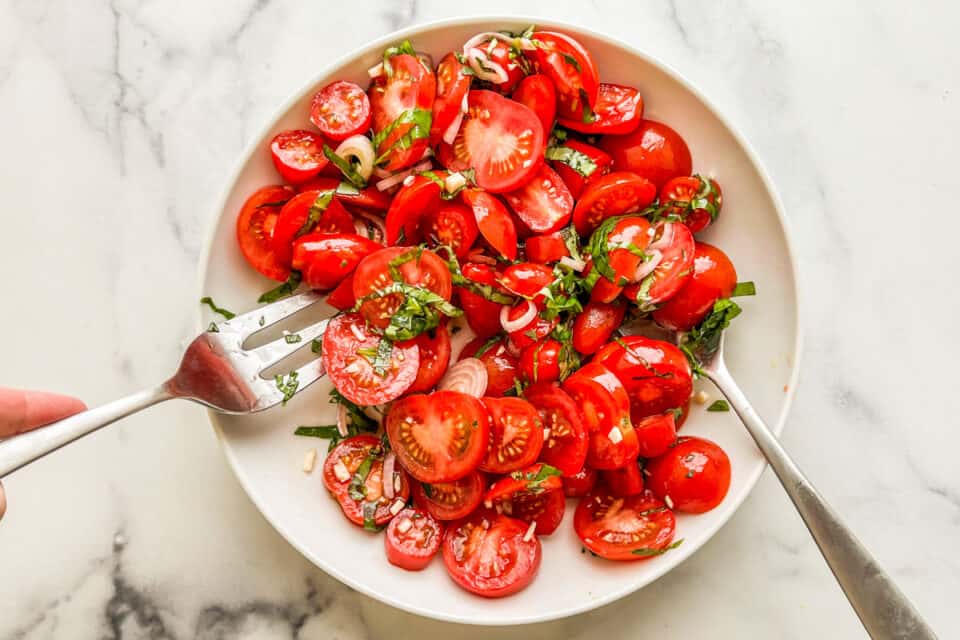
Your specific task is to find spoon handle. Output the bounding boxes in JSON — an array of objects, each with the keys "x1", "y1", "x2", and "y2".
[{"x1": 707, "y1": 360, "x2": 936, "y2": 639}]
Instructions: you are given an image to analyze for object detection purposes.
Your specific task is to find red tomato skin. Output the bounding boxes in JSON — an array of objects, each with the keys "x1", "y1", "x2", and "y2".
[
  {"x1": 426, "y1": 201, "x2": 479, "y2": 258},
  {"x1": 652, "y1": 242, "x2": 738, "y2": 331},
  {"x1": 460, "y1": 337, "x2": 519, "y2": 397},
  {"x1": 499, "y1": 262, "x2": 555, "y2": 300},
  {"x1": 310, "y1": 80, "x2": 372, "y2": 142},
  {"x1": 271, "y1": 190, "x2": 355, "y2": 268},
  {"x1": 603, "y1": 461, "x2": 645, "y2": 497},
  {"x1": 479, "y1": 397, "x2": 545, "y2": 474},
  {"x1": 525, "y1": 232, "x2": 569, "y2": 263},
  {"x1": 519, "y1": 339, "x2": 562, "y2": 384},
  {"x1": 384, "y1": 508, "x2": 443, "y2": 571},
  {"x1": 369, "y1": 54, "x2": 436, "y2": 171},
  {"x1": 323, "y1": 435, "x2": 412, "y2": 528},
  {"x1": 430, "y1": 53, "x2": 472, "y2": 146},
  {"x1": 353, "y1": 247, "x2": 453, "y2": 329},
  {"x1": 236, "y1": 185, "x2": 295, "y2": 282},
  {"x1": 291, "y1": 232, "x2": 382, "y2": 291},
  {"x1": 646, "y1": 437, "x2": 731, "y2": 513},
  {"x1": 634, "y1": 412, "x2": 678, "y2": 458},
  {"x1": 623, "y1": 222, "x2": 696, "y2": 311},
  {"x1": 552, "y1": 139, "x2": 613, "y2": 199},
  {"x1": 505, "y1": 311, "x2": 557, "y2": 351},
  {"x1": 572, "y1": 301, "x2": 626, "y2": 355},
  {"x1": 407, "y1": 324, "x2": 452, "y2": 393},
  {"x1": 525, "y1": 382, "x2": 589, "y2": 477},
  {"x1": 455, "y1": 263, "x2": 509, "y2": 339},
  {"x1": 600, "y1": 119, "x2": 693, "y2": 189},
  {"x1": 503, "y1": 164, "x2": 574, "y2": 234},
  {"x1": 530, "y1": 31, "x2": 600, "y2": 122},
  {"x1": 511, "y1": 74, "x2": 557, "y2": 139},
  {"x1": 270, "y1": 129, "x2": 329, "y2": 184},
  {"x1": 674, "y1": 399, "x2": 691, "y2": 430},
  {"x1": 659, "y1": 175, "x2": 723, "y2": 233},
  {"x1": 385, "y1": 175, "x2": 442, "y2": 245},
  {"x1": 508, "y1": 488, "x2": 566, "y2": 535},
  {"x1": 572, "y1": 171, "x2": 657, "y2": 236},
  {"x1": 461, "y1": 189, "x2": 519, "y2": 260},
  {"x1": 563, "y1": 466, "x2": 598, "y2": 497},
  {"x1": 326, "y1": 273, "x2": 356, "y2": 310},
  {"x1": 412, "y1": 472, "x2": 485, "y2": 521},
  {"x1": 297, "y1": 176, "x2": 392, "y2": 211},
  {"x1": 562, "y1": 363, "x2": 639, "y2": 470},
  {"x1": 558, "y1": 83, "x2": 644, "y2": 135},
  {"x1": 574, "y1": 489, "x2": 676, "y2": 560}
]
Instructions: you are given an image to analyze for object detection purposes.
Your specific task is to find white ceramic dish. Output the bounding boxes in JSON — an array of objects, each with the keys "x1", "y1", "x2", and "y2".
[{"x1": 198, "y1": 16, "x2": 802, "y2": 625}]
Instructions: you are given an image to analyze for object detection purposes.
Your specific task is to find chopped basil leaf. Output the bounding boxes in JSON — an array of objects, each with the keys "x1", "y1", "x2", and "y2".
[
  {"x1": 531, "y1": 464, "x2": 562, "y2": 483},
  {"x1": 284, "y1": 334, "x2": 302, "y2": 344},
  {"x1": 679, "y1": 298, "x2": 743, "y2": 373},
  {"x1": 200, "y1": 296, "x2": 236, "y2": 319},
  {"x1": 274, "y1": 370, "x2": 299, "y2": 406},
  {"x1": 381, "y1": 39, "x2": 417, "y2": 77},
  {"x1": 255, "y1": 198, "x2": 292, "y2": 209},
  {"x1": 351, "y1": 282, "x2": 462, "y2": 341},
  {"x1": 311, "y1": 338, "x2": 323, "y2": 354},
  {"x1": 473, "y1": 335, "x2": 502, "y2": 359},
  {"x1": 336, "y1": 181, "x2": 360, "y2": 195},
  {"x1": 259, "y1": 315, "x2": 266, "y2": 327},
  {"x1": 348, "y1": 451, "x2": 376, "y2": 501},
  {"x1": 207, "y1": 322, "x2": 219, "y2": 333},
  {"x1": 559, "y1": 225, "x2": 583, "y2": 262},
  {"x1": 362, "y1": 501, "x2": 383, "y2": 532},
  {"x1": 258, "y1": 270, "x2": 302, "y2": 304},
  {"x1": 294, "y1": 190, "x2": 335, "y2": 239},
  {"x1": 732, "y1": 281, "x2": 756, "y2": 297},
  {"x1": 561, "y1": 52, "x2": 582, "y2": 72},
  {"x1": 373, "y1": 337, "x2": 394, "y2": 376},
  {"x1": 372, "y1": 108, "x2": 432, "y2": 164},
  {"x1": 545, "y1": 145, "x2": 598, "y2": 178},
  {"x1": 631, "y1": 539, "x2": 684, "y2": 557},
  {"x1": 707, "y1": 400, "x2": 730, "y2": 412},
  {"x1": 294, "y1": 426, "x2": 340, "y2": 439},
  {"x1": 387, "y1": 246, "x2": 425, "y2": 281},
  {"x1": 445, "y1": 253, "x2": 516, "y2": 304},
  {"x1": 323, "y1": 144, "x2": 369, "y2": 188},
  {"x1": 579, "y1": 89, "x2": 596, "y2": 124}
]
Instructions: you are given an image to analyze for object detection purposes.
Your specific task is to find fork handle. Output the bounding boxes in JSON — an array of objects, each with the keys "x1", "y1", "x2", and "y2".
[
  {"x1": 0, "y1": 386, "x2": 172, "y2": 478},
  {"x1": 706, "y1": 362, "x2": 936, "y2": 639}
]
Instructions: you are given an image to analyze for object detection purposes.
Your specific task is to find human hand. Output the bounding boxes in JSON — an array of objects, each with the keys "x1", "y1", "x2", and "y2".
[{"x1": 0, "y1": 388, "x2": 86, "y2": 521}]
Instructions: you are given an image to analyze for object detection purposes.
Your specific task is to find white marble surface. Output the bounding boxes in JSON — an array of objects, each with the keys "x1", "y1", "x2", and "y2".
[{"x1": 0, "y1": 0, "x2": 956, "y2": 637}]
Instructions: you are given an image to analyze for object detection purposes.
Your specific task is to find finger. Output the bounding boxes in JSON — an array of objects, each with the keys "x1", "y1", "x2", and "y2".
[
  {"x1": 0, "y1": 387, "x2": 87, "y2": 437},
  {"x1": 0, "y1": 482, "x2": 6, "y2": 522}
]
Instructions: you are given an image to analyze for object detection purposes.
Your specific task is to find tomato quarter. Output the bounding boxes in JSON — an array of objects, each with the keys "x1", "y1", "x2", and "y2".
[
  {"x1": 311, "y1": 80, "x2": 372, "y2": 142},
  {"x1": 525, "y1": 382, "x2": 589, "y2": 477},
  {"x1": 562, "y1": 362, "x2": 639, "y2": 470},
  {"x1": 574, "y1": 488, "x2": 677, "y2": 560},
  {"x1": 430, "y1": 53, "x2": 472, "y2": 146},
  {"x1": 511, "y1": 74, "x2": 557, "y2": 139},
  {"x1": 660, "y1": 175, "x2": 723, "y2": 233},
  {"x1": 480, "y1": 397, "x2": 545, "y2": 474},
  {"x1": 271, "y1": 190, "x2": 355, "y2": 267},
  {"x1": 270, "y1": 129, "x2": 329, "y2": 184},
  {"x1": 236, "y1": 185, "x2": 295, "y2": 282},
  {"x1": 384, "y1": 508, "x2": 442, "y2": 571}
]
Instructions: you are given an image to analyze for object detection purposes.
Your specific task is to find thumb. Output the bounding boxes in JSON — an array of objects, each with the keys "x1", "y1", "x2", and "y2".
[
  {"x1": 0, "y1": 388, "x2": 87, "y2": 437},
  {"x1": 0, "y1": 482, "x2": 6, "y2": 522}
]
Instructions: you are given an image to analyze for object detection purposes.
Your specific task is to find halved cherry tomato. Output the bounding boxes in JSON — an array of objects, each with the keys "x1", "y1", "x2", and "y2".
[
  {"x1": 601, "y1": 119, "x2": 692, "y2": 189},
  {"x1": 291, "y1": 232, "x2": 381, "y2": 291},
  {"x1": 310, "y1": 80, "x2": 372, "y2": 142},
  {"x1": 455, "y1": 262, "x2": 511, "y2": 338},
  {"x1": 660, "y1": 175, "x2": 723, "y2": 233},
  {"x1": 574, "y1": 488, "x2": 676, "y2": 560},
  {"x1": 530, "y1": 31, "x2": 599, "y2": 122},
  {"x1": 352, "y1": 247, "x2": 452, "y2": 329},
  {"x1": 412, "y1": 471, "x2": 485, "y2": 521},
  {"x1": 652, "y1": 242, "x2": 737, "y2": 331},
  {"x1": 563, "y1": 466, "x2": 597, "y2": 497},
  {"x1": 370, "y1": 54, "x2": 436, "y2": 171},
  {"x1": 298, "y1": 176, "x2": 392, "y2": 211},
  {"x1": 646, "y1": 436, "x2": 731, "y2": 513},
  {"x1": 583, "y1": 260, "x2": 624, "y2": 304},
  {"x1": 573, "y1": 171, "x2": 657, "y2": 236},
  {"x1": 322, "y1": 313, "x2": 419, "y2": 405},
  {"x1": 593, "y1": 335, "x2": 693, "y2": 422},
  {"x1": 525, "y1": 232, "x2": 569, "y2": 263},
  {"x1": 384, "y1": 507, "x2": 442, "y2": 571},
  {"x1": 323, "y1": 435, "x2": 412, "y2": 528},
  {"x1": 425, "y1": 201, "x2": 478, "y2": 258},
  {"x1": 519, "y1": 339, "x2": 562, "y2": 384},
  {"x1": 622, "y1": 222, "x2": 695, "y2": 311},
  {"x1": 602, "y1": 461, "x2": 645, "y2": 497},
  {"x1": 386, "y1": 390, "x2": 490, "y2": 483},
  {"x1": 499, "y1": 262, "x2": 555, "y2": 301},
  {"x1": 504, "y1": 306, "x2": 557, "y2": 351},
  {"x1": 407, "y1": 323, "x2": 451, "y2": 393},
  {"x1": 485, "y1": 464, "x2": 565, "y2": 535},
  {"x1": 586, "y1": 216, "x2": 652, "y2": 303},
  {"x1": 634, "y1": 412, "x2": 678, "y2": 458},
  {"x1": 270, "y1": 129, "x2": 329, "y2": 184},
  {"x1": 430, "y1": 53, "x2": 472, "y2": 146},
  {"x1": 385, "y1": 175, "x2": 442, "y2": 245},
  {"x1": 511, "y1": 74, "x2": 557, "y2": 138},
  {"x1": 271, "y1": 190, "x2": 355, "y2": 267},
  {"x1": 236, "y1": 185, "x2": 295, "y2": 282},
  {"x1": 460, "y1": 337, "x2": 519, "y2": 396},
  {"x1": 480, "y1": 397, "x2": 545, "y2": 474},
  {"x1": 572, "y1": 300, "x2": 626, "y2": 355},
  {"x1": 442, "y1": 511, "x2": 541, "y2": 598},
  {"x1": 558, "y1": 83, "x2": 643, "y2": 135},
  {"x1": 326, "y1": 273, "x2": 356, "y2": 310},
  {"x1": 503, "y1": 164, "x2": 573, "y2": 233},
  {"x1": 525, "y1": 382, "x2": 589, "y2": 477},
  {"x1": 460, "y1": 189, "x2": 518, "y2": 260},
  {"x1": 551, "y1": 139, "x2": 613, "y2": 199},
  {"x1": 441, "y1": 90, "x2": 544, "y2": 193},
  {"x1": 562, "y1": 363, "x2": 638, "y2": 470}
]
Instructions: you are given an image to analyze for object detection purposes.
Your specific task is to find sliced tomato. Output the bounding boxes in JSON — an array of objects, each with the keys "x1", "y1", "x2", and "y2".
[
  {"x1": 386, "y1": 390, "x2": 489, "y2": 483},
  {"x1": 572, "y1": 300, "x2": 626, "y2": 355},
  {"x1": 525, "y1": 232, "x2": 569, "y2": 264},
  {"x1": 270, "y1": 129, "x2": 328, "y2": 184},
  {"x1": 499, "y1": 262, "x2": 555, "y2": 301},
  {"x1": 310, "y1": 80, "x2": 371, "y2": 142},
  {"x1": 574, "y1": 488, "x2": 676, "y2": 560},
  {"x1": 622, "y1": 222, "x2": 695, "y2": 311},
  {"x1": 587, "y1": 216, "x2": 653, "y2": 304},
  {"x1": 455, "y1": 262, "x2": 511, "y2": 338},
  {"x1": 322, "y1": 313, "x2": 419, "y2": 405},
  {"x1": 271, "y1": 190, "x2": 355, "y2": 267},
  {"x1": 525, "y1": 382, "x2": 589, "y2": 477},
  {"x1": 384, "y1": 508, "x2": 442, "y2": 571},
  {"x1": 675, "y1": 399, "x2": 691, "y2": 429},
  {"x1": 425, "y1": 201, "x2": 478, "y2": 258},
  {"x1": 634, "y1": 412, "x2": 678, "y2": 459},
  {"x1": 385, "y1": 175, "x2": 442, "y2": 245},
  {"x1": 370, "y1": 54, "x2": 436, "y2": 171},
  {"x1": 563, "y1": 466, "x2": 597, "y2": 498},
  {"x1": 480, "y1": 397, "x2": 545, "y2": 474},
  {"x1": 600, "y1": 119, "x2": 692, "y2": 189},
  {"x1": 352, "y1": 247, "x2": 453, "y2": 329},
  {"x1": 659, "y1": 175, "x2": 723, "y2": 233},
  {"x1": 646, "y1": 436, "x2": 731, "y2": 513},
  {"x1": 407, "y1": 323, "x2": 451, "y2": 393},
  {"x1": 652, "y1": 242, "x2": 737, "y2": 331},
  {"x1": 593, "y1": 335, "x2": 693, "y2": 422},
  {"x1": 573, "y1": 171, "x2": 657, "y2": 236},
  {"x1": 291, "y1": 232, "x2": 381, "y2": 291},
  {"x1": 430, "y1": 53, "x2": 472, "y2": 146},
  {"x1": 322, "y1": 435, "x2": 411, "y2": 528},
  {"x1": 519, "y1": 339, "x2": 562, "y2": 384},
  {"x1": 551, "y1": 139, "x2": 613, "y2": 199},
  {"x1": 485, "y1": 38, "x2": 526, "y2": 92},
  {"x1": 530, "y1": 31, "x2": 599, "y2": 122},
  {"x1": 459, "y1": 337, "x2": 519, "y2": 397},
  {"x1": 562, "y1": 363, "x2": 639, "y2": 470},
  {"x1": 504, "y1": 307, "x2": 557, "y2": 351},
  {"x1": 325, "y1": 273, "x2": 356, "y2": 310},
  {"x1": 584, "y1": 260, "x2": 624, "y2": 304},
  {"x1": 298, "y1": 176, "x2": 392, "y2": 211},
  {"x1": 442, "y1": 511, "x2": 541, "y2": 597},
  {"x1": 236, "y1": 185, "x2": 295, "y2": 282},
  {"x1": 503, "y1": 164, "x2": 573, "y2": 233},
  {"x1": 602, "y1": 461, "x2": 645, "y2": 497},
  {"x1": 485, "y1": 464, "x2": 565, "y2": 535},
  {"x1": 511, "y1": 74, "x2": 557, "y2": 138},
  {"x1": 442, "y1": 90, "x2": 544, "y2": 193},
  {"x1": 558, "y1": 83, "x2": 643, "y2": 135},
  {"x1": 412, "y1": 471, "x2": 485, "y2": 521},
  {"x1": 460, "y1": 189, "x2": 518, "y2": 260}
]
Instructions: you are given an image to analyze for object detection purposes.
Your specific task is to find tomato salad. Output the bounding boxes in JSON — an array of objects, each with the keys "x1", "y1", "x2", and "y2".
[{"x1": 226, "y1": 26, "x2": 756, "y2": 598}]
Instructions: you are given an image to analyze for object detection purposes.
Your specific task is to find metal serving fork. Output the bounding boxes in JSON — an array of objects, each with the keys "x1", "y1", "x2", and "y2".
[{"x1": 0, "y1": 291, "x2": 328, "y2": 478}]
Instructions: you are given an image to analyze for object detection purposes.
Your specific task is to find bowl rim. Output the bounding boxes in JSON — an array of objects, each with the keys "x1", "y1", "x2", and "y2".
[{"x1": 195, "y1": 14, "x2": 805, "y2": 625}]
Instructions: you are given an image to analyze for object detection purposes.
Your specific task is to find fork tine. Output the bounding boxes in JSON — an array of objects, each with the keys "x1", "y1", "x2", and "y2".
[
  {"x1": 247, "y1": 356, "x2": 328, "y2": 412},
  {"x1": 248, "y1": 318, "x2": 330, "y2": 369},
  {"x1": 220, "y1": 291, "x2": 323, "y2": 336}
]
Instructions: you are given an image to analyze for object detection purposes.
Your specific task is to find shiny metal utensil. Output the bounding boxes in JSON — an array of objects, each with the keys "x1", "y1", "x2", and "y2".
[
  {"x1": 0, "y1": 291, "x2": 328, "y2": 478},
  {"x1": 702, "y1": 335, "x2": 936, "y2": 639}
]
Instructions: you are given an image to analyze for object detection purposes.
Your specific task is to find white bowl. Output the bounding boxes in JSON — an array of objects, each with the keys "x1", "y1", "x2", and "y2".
[{"x1": 198, "y1": 16, "x2": 801, "y2": 626}]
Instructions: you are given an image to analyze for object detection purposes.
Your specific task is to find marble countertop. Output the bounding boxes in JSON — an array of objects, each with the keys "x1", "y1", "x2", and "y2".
[{"x1": 1, "y1": 1, "x2": 956, "y2": 637}]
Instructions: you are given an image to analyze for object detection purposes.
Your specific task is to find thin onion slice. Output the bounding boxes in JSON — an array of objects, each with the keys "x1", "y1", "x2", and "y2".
[
  {"x1": 447, "y1": 315, "x2": 477, "y2": 361},
  {"x1": 559, "y1": 256, "x2": 585, "y2": 272},
  {"x1": 649, "y1": 222, "x2": 675, "y2": 252},
  {"x1": 353, "y1": 210, "x2": 387, "y2": 243},
  {"x1": 333, "y1": 135, "x2": 375, "y2": 181},
  {"x1": 437, "y1": 358, "x2": 488, "y2": 398},
  {"x1": 465, "y1": 47, "x2": 509, "y2": 84},
  {"x1": 368, "y1": 62, "x2": 384, "y2": 78},
  {"x1": 374, "y1": 159, "x2": 434, "y2": 192},
  {"x1": 500, "y1": 300, "x2": 537, "y2": 333},
  {"x1": 337, "y1": 403, "x2": 349, "y2": 437},
  {"x1": 382, "y1": 452, "x2": 397, "y2": 500},
  {"x1": 504, "y1": 338, "x2": 522, "y2": 358},
  {"x1": 442, "y1": 110, "x2": 466, "y2": 145},
  {"x1": 633, "y1": 249, "x2": 663, "y2": 281}
]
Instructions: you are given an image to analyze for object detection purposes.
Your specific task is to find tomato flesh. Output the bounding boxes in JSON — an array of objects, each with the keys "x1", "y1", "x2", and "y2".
[
  {"x1": 530, "y1": 31, "x2": 599, "y2": 122},
  {"x1": 634, "y1": 412, "x2": 678, "y2": 458},
  {"x1": 236, "y1": 185, "x2": 295, "y2": 282},
  {"x1": 480, "y1": 397, "x2": 545, "y2": 474},
  {"x1": 430, "y1": 53, "x2": 472, "y2": 146},
  {"x1": 573, "y1": 171, "x2": 657, "y2": 236},
  {"x1": 525, "y1": 232, "x2": 569, "y2": 264},
  {"x1": 525, "y1": 382, "x2": 589, "y2": 477},
  {"x1": 311, "y1": 80, "x2": 372, "y2": 142},
  {"x1": 499, "y1": 262, "x2": 555, "y2": 301},
  {"x1": 291, "y1": 232, "x2": 381, "y2": 291},
  {"x1": 558, "y1": 83, "x2": 643, "y2": 135},
  {"x1": 412, "y1": 471, "x2": 485, "y2": 521},
  {"x1": 384, "y1": 507, "x2": 442, "y2": 571},
  {"x1": 425, "y1": 201, "x2": 478, "y2": 258},
  {"x1": 652, "y1": 242, "x2": 737, "y2": 331},
  {"x1": 519, "y1": 339, "x2": 562, "y2": 384},
  {"x1": 503, "y1": 164, "x2": 573, "y2": 233},
  {"x1": 574, "y1": 489, "x2": 677, "y2": 560},
  {"x1": 646, "y1": 436, "x2": 731, "y2": 513},
  {"x1": 485, "y1": 466, "x2": 566, "y2": 535},
  {"x1": 323, "y1": 435, "x2": 412, "y2": 528},
  {"x1": 563, "y1": 467, "x2": 598, "y2": 498},
  {"x1": 460, "y1": 189, "x2": 519, "y2": 260},
  {"x1": 511, "y1": 74, "x2": 557, "y2": 139},
  {"x1": 352, "y1": 247, "x2": 452, "y2": 329},
  {"x1": 551, "y1": 139, "x2": 613, "y2": 200},
  {"x1": 406, "y1": 323, "x2": 451, "y2": 393},
  {"x1": 270, "y1": 129, "x2": 329, "y2": 184}
]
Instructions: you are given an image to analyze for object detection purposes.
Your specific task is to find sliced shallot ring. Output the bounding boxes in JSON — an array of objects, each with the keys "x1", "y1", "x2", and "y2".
[
  {"x1": 649, "y1": 222, "x2": 675, "y2": 252},
  {"x1": 500, "y1": 300, "x2": 537, "y2": 333},
  {"x1": 559, "y1": 256, "x2": 585, "y2": 272},
  {"x1": 382, "y1": 452, "x2": 397, "y2": 500},
  {"x1": 333, "y1": 135, "x2": 375, "y2": 181},
  {"x1": 446, "y1": 315, "x2": 477, "y2": 362},
  {"x1": 633, "y1": 249, "x2": 663, "y2": 281},
  {"x1": 336, "y1": 403, "x2": 349, "y2": 437},
  {"x1": 437, "y1": 358, "x2": 488, "y2": 398}
]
